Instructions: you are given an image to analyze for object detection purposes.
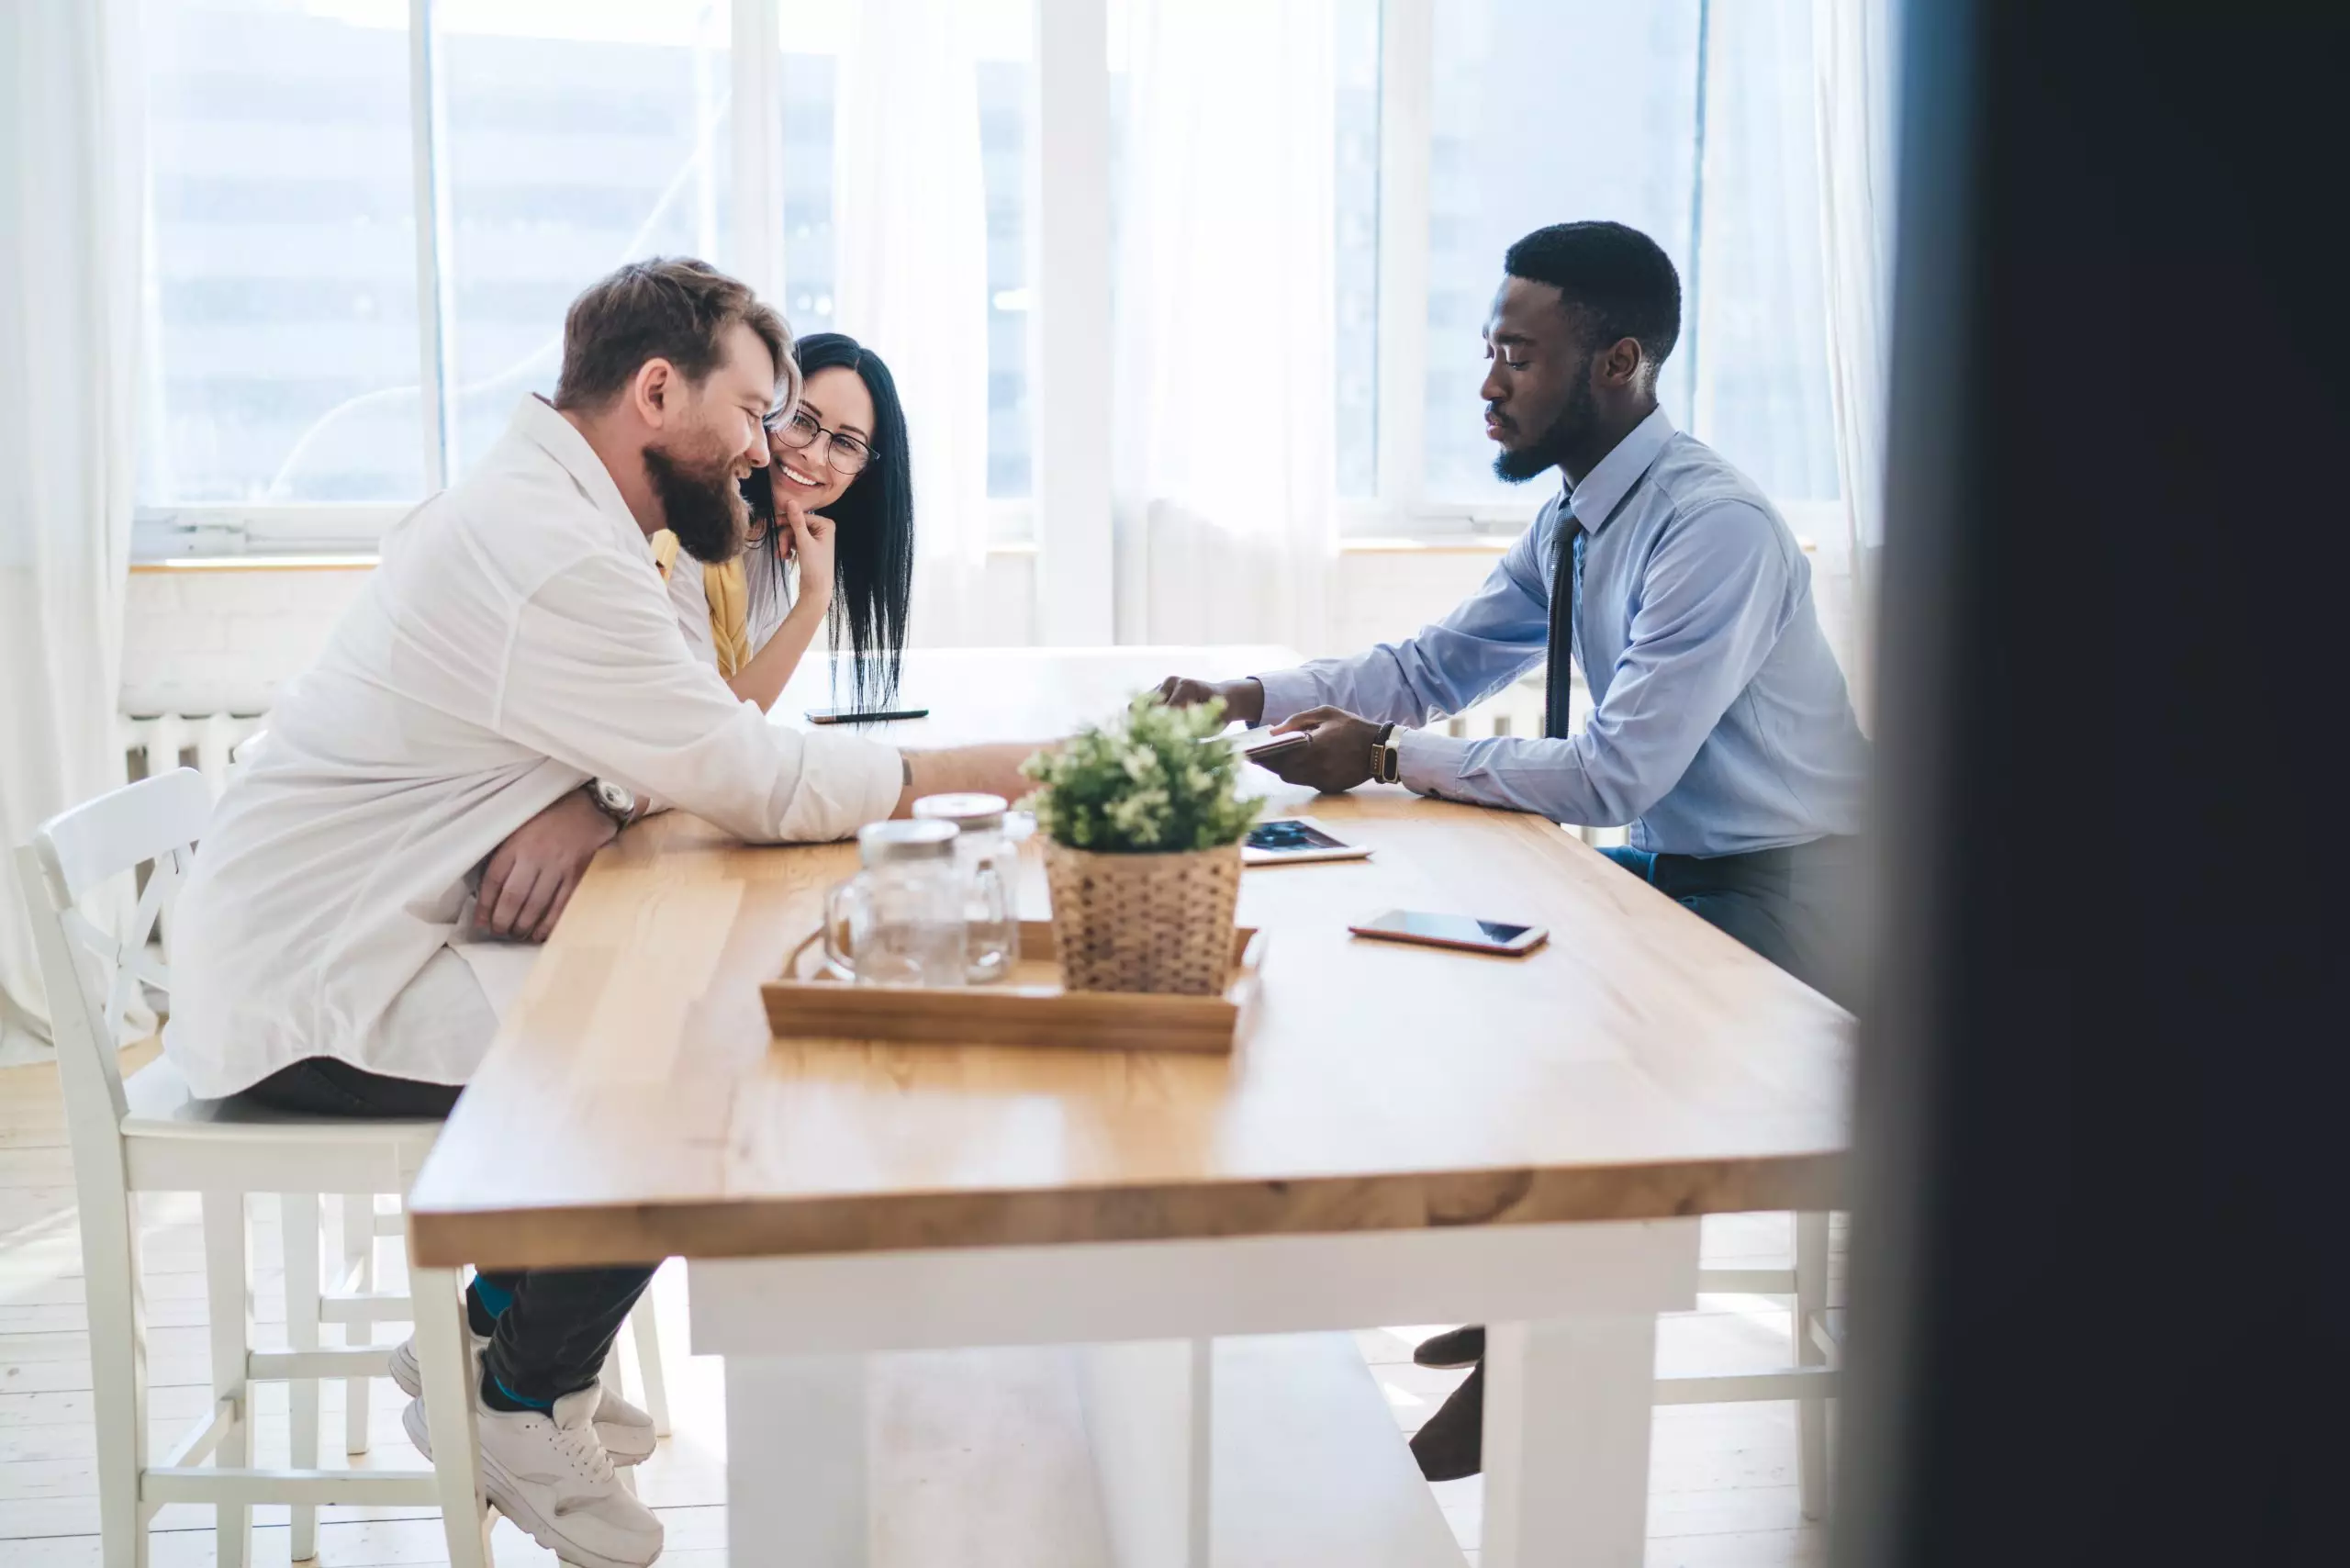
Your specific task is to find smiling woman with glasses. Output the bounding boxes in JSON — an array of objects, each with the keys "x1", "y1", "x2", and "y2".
[{"x1": 655, "y1": 331, "x2": 916, "y2": 715}]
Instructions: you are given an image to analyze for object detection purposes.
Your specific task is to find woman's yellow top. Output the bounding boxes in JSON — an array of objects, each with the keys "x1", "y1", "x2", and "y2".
[{"x1": 648, "y1": 531, "x2": 753, "y2": 679}]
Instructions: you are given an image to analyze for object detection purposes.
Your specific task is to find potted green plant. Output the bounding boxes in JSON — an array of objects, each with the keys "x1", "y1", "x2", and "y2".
[{"x1": 1021, "y1": 693, "x2": 1259, "y2": 995}]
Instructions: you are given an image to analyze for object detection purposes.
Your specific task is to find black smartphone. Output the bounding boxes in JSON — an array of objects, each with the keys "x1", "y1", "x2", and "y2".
[
  {"x1": 808, "y1": 707, "x2": 930, "y2": 724},
  {"x1": 1216, "y1": 728, "x2": 1310, "y2": 764},
  {"x1": 1348, "y1": 909, "x2": 1549, "y2": 956}
]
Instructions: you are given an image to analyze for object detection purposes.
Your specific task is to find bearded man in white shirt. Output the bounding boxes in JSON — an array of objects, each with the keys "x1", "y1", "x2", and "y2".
[{"x1": 164, "y1": 258, "x2": 1036, "y2": 1568}]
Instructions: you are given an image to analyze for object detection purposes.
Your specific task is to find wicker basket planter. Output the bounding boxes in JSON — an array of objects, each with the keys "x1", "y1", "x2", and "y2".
[{"x1": 1043, "y1": 839, "x2": 1245, "y2": 995}]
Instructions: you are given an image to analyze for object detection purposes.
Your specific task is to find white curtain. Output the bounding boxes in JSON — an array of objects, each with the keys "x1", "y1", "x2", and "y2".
[
  {"x1": 831, "y1": 0, "x2": 994, "y2": 647},
  {"x1": 1113, "y1": 0, "x2": 1337, "y2": 655},
  {"x1": 1813, "y1": 0, "x2": 1901, "y2": 713},
  {"x1": 0, "y1": 0, "x2": 144, "y2": 1063}
]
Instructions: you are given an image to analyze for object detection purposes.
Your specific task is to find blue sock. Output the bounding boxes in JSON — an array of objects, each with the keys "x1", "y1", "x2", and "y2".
[
  {"x1": 467, "y1": 1276, "x2": 515, "y2": 1334},
  {"x1": 488, "y1": 1382, "x2": 552, "y2": 1419},
  {"x1": 482, "y1": 1371, "x2": 554, "y2": 1414}
]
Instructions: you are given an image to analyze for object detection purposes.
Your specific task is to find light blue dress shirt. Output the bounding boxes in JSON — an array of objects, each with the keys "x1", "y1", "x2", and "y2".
[{"x1": 1256, "y1": 408, "x2": 1870, "y2": 857}]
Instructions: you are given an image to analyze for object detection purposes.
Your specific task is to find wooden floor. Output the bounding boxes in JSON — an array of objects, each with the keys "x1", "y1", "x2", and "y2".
[{"x1": 2, "y1": 1048, "x2": 1840, "y2": 1566}]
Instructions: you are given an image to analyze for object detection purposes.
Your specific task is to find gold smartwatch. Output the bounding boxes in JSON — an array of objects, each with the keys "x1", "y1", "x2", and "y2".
[{"x1": 1372, "y1": 722, "x2": 1402, "y2": 785}]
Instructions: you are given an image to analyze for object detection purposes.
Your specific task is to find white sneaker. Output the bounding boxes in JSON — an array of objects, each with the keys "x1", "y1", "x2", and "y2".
[
  {"x1": 389, "y1": 1333, "x2": 657, "y2": 1465},
  {"x1": 404, "y1": 1384, "x2": 663, "y2": 1568}
]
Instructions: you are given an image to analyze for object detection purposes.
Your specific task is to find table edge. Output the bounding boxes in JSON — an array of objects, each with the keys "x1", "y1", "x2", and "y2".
[{"x1": 404, "y1": 1150, "x2": 1845, "y2": 1270}]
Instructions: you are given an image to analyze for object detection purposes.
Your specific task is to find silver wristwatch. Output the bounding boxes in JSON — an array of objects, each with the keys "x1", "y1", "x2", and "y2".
[
  {"x1": 1372, "y1": 722, "x2": 1402, "y2": 785},
  {"x1": 585, "y1": 778, "x2": 639, "y2": 827}
]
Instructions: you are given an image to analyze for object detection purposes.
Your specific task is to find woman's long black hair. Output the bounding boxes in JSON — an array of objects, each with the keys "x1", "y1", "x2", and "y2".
[{"x1": 740, "y1": 331, "x2": 913, "y2": 711}]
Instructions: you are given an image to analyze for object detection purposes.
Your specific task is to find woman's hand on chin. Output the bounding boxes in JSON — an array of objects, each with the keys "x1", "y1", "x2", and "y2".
[{"x1": 779, "y1": 493, "x2": 837, "y2": 611}]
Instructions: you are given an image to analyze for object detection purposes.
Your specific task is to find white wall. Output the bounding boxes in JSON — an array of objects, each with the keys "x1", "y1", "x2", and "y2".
[
  {"x1": 118, "y1": 550, "x2": 1042, "y2": 719},
  {"x1": 118, "y1": 544, "x2": 1855, "y2": 722},
  {"x1": 120, "y1": 566, "x2": 372, "y2": 717}
]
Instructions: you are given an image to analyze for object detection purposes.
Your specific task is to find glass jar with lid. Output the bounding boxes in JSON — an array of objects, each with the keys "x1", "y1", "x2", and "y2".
[
  {"x1": 912, "y1": 792, "x2": 1022, "y2": 983},
  {"x1": 822, "y1": 820, "x2": 969, "y2": 987}
]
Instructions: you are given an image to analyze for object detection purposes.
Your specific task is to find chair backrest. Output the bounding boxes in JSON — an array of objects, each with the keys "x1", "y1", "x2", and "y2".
[{"x1": 13, "y1": 768, "x2": 212, "y2": 1159}]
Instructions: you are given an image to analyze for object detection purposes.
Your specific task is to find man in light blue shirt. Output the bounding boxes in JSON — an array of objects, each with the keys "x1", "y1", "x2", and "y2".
[
  {"x1": 1169, "y1": 219, "x2": 1866, "y2": 984},
  {"x1": 1163, "y1": 218, "x2": 1871, "y2": 1480}
]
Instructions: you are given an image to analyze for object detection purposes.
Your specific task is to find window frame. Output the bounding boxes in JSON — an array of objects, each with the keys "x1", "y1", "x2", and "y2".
[
  {"x1": 130, "y1": 0, "x2": 1834, "y2": 577},
  {"x1": 130, "y1": 0, "x2": 1060, "y2": 566},
  {"x1": 1346, "y1": 0, "x2": 1843, "y2": 543}
]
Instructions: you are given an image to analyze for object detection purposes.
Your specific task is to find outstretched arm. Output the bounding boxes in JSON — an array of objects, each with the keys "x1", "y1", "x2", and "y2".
[
  {"x1": 1160, "y1": 508, "x2": 1561, "y2": 727},
  {"x1": 893, "y1": 743, "x2": 1054, "y2": 818}
]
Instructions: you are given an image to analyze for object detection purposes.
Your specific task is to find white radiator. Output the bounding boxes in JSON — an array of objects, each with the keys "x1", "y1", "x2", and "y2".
[
  {"x1": 1449, "y1": 672, "x2": 1552, "y2": 740},
  {"x1": 120, "y1": 710, "x2": 266, "y2": 795},
  {"x1": 1438, "y1": 674, "x2": 1618, "y2": 848}
]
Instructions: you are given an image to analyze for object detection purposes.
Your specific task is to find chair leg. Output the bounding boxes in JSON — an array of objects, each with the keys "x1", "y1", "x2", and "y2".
[
  {"x1": 414, "y1": 1266, "x2": 494, "y2": 1568},
  {"x1": 282, "y1": 1193, "x2": 322, "y2": 1562},
  {"x1": 81, "y1": 1185, "x2": 151, "y2": 1568},
  {"x1": 628, "y1": 1288, "x2": 673, "y2": 1438},
  {"x1": 1795, "y1": 1210, "x2": 1832, "y2": 1522},
  {"x1": 342, "y1": 1193, "x2": 374, "y2": 1455},
  {"x1": 202, "y1": 1191, "x2": 252, "y2": 1568}
]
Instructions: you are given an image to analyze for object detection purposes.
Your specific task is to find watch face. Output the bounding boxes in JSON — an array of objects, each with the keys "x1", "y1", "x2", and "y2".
[{"x1": 596, "y1": 781, "x2": 633, "y2": 813}]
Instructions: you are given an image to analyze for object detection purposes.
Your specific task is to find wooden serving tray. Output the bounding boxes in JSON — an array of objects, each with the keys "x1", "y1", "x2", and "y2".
[{"x1": 763, "y1": 920, "x2": 1264, "y2": 1054}]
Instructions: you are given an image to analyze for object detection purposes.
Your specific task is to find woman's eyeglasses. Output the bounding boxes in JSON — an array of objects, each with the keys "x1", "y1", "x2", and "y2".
[{"x1": 767, "y1": 407, "x2": 875, "y2": 476}]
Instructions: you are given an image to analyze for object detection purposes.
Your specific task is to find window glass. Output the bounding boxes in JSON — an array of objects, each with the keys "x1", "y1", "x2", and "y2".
[
  {"x1": 1690, "y1": 0, "x2": 1840, "y2": 502},
  {"x1": 1108, "y1": 0, "x2": 1383, "y2": 499},
  {"x1": 1333, "y1": 0, "x2": 1382, "y2": 498},
  {"x1": 778, "y1": 46, "x2": 839, "y2": 326},
  {"x1": 773, "y1": 2, "x2": 1032, "y2": 503},
  {"x1": 973, "y1": 8, "x2": 1036, "y2": 500},
  {"x1": 1423, "y1": 0, "x2": 1701, "y2": 502},
  {"x1": 437, "y1": 0, "x2": 733, "y2": 476},
  {"x1": 139, "y1": 0, "x2": 424, "y2": 504}
]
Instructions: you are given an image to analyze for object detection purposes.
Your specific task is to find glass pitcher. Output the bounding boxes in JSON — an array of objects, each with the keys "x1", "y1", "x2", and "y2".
[
  {"x1": 912, "y1": 792, "x2": 1023, "y2": 983},
  {"x1": 822, "y1": 821, "x2": 970, "y2": 987}
]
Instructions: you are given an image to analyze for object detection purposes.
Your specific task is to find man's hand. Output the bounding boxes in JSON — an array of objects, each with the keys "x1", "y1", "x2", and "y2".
[
  {"x1": 1258, "y1": 706, "x2": 1382, "y2": 794},
  {"x1": 1155, "y1": 676, "x2": 1266, "y2": 726},
  {"x1": 473, "y1": 790, "x2": 619, "y2": 943}
]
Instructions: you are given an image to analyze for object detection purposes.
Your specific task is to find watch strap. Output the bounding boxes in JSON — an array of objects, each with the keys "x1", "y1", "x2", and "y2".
[
  {"x1": 585, "y1": 779, "x2": 636, "y2": 827},
  {"x1": 1372, "y1": 722, "x2": 1400, "y2": 785}
]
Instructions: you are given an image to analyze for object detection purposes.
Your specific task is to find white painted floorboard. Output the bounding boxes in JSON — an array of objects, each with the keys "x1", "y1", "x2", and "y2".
[{"x1": 2, "y1": 1052, "x2": 1837, "y2": 1566}]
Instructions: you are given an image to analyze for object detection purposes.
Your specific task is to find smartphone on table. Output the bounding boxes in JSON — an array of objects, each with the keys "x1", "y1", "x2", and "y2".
[
  {"x1": 1348, "y1": 909, "x2": 1549, "y2": 956},
  {"x1": 1242, "y1": 815, "x2": 1372, "y2": 866},
  {"x1": 808, "y1": 706, "x2": 930, "y2": 724}
]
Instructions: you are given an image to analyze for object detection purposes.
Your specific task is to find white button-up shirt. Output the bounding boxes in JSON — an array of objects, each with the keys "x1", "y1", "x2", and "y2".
[{"x1": 163, "y1": 397, "x2": 903, "y2": 1098}]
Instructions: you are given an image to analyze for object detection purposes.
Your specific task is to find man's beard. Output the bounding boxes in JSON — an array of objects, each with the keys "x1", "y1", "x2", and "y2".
[
  {"x1": 644, "y1": 441, "x2": 750, "y2": 565},
  {"x1": 1491, "y1": 359, "x2": 1596, "y2": 484}
]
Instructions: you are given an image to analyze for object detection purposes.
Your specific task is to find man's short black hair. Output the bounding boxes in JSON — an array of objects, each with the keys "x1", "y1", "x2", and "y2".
[{"x1": 1504, "y1": 221, "x2": 1683, "y2": 372}]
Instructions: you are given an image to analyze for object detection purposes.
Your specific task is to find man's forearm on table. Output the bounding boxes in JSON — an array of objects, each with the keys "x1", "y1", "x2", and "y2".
[
  {"x1": 1393, "y1": 728, "x2": 1637, "y2": 826},
  {"x1": 894, "y1": 742, "x2": 1048, "y2": 817}
]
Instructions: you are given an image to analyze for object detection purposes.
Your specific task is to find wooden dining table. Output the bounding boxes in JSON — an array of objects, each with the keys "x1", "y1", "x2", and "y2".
[{"x1": 404, "y1": 645, "x2": 1852, "y2": 1568}]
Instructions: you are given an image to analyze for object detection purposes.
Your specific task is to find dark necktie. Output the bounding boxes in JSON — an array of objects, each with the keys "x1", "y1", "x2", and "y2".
[{"x1": 1543, "y1": 516, "x2": 1587, "y2": 739}]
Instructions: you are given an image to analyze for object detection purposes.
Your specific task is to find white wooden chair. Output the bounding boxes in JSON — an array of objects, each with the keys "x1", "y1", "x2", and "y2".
[
  {"x1": 212, "y1": 729, "x2": 674, "y2": 1464},
  {"x1": 16, "y1": 768, "x2": 494, "y2": 1566},
  {"x1": 1657, "y1": 1211, "x2": 1839, "y2": 1520}
]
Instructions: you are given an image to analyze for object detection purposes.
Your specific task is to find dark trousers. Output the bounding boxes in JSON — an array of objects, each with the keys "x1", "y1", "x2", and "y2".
[
  {"x1": 242, "y1": 1058, "x2": 655, "y2": 1406},
  {"x1": 1601, "y1": 836, "x2": 1868, "y2": 1011}
]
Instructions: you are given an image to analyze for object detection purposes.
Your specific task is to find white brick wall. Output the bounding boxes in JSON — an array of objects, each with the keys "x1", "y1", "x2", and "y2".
[
  {"x1": 118, "y1": 548, "x2": 1853, "y2": 724},
  {"x1": 115, "y1": 553, "x2": 1523, "y2": 721},
  {"x1": 119, "y1": 567, "x2": 372, "y2": 717},
  {"x1": 1332, "y1": 549, "x2": 1507, "y2": 649},
  {"x1": 117, "y1": 556, "x2": 1045, "y2": 718}
]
